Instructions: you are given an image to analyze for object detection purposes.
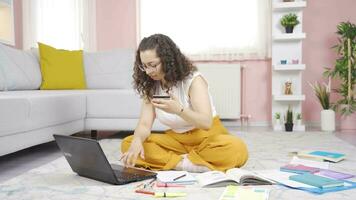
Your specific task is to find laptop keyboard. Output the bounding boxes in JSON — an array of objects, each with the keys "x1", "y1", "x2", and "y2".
[
  {"x1": 111, "y1": 164, "x2": 157, "y2": 183},
  {"x1": 113, "y1": 170, "x2": 143, "y2": 180}
]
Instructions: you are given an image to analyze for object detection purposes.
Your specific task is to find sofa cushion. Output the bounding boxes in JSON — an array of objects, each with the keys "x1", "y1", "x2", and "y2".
[
  {"x1": 38, "y1": 43, "x2": 86, "y2": 89},
  {"x1": 85, "y1": 89, "x2": 141, "y2": 118},
  {"x1": 0, "y1": 91, "x2": 86, "y2": 136},
  {"x1": 83, "y1": 49, "x2": 135, "y2": 89},
  {"x1": 0, "y1": 43, "x2": 42, "y2": 90}
]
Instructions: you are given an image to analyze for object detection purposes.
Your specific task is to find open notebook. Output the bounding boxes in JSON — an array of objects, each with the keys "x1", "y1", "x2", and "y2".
[
  {"x1": 196, "y1": 168, "x2": 274, "y2": 187},
  {"x1": 156, "y1": 171, "x2": 196, "y2": 184}
]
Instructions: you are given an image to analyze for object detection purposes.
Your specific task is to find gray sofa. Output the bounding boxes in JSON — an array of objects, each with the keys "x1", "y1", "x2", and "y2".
[{"x1": 0, "y1": 43, "x2": 166, "y2": 156}]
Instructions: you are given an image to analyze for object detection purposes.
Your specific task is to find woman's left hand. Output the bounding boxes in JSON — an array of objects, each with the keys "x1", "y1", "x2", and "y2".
[{"x1": 151, "y1": 95, "x2": 183, "y2": 114}]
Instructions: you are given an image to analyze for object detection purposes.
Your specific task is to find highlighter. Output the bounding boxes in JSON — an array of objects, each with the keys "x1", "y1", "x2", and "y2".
[{"x1": 154, "y1": 192, "x2": 187, "y2": 198}]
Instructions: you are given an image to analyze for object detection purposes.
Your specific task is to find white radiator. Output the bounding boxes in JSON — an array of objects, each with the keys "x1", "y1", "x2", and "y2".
[{"x1": 196, "y1": 64, "x2": 241, "y2": 119}]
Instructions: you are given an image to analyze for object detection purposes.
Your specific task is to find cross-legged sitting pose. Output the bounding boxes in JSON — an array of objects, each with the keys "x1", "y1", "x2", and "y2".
[{"x1": 120, "y1": 34, "x2": 248, "y2": 172}]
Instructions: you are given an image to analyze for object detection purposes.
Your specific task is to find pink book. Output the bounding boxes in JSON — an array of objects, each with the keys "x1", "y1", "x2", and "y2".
[{"x1": 280, "y1": 164, "x2": 320, "y2": 174}]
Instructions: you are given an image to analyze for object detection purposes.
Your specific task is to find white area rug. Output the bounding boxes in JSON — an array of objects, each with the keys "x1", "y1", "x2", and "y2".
[{"x1": 1, "y1": 131, "x2": 356, "y2": 200}]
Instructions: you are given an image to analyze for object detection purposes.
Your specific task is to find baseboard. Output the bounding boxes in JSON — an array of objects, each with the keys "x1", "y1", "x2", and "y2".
[
  {"x1": 221, "y1": 120, "x2": 271, "y2": 127},
  {"x1": 222, "y1": 120, "x2": 340, "y2": 129},
  {"x1": 305, "y1": 121, "x2": 341, "y2": 129}
]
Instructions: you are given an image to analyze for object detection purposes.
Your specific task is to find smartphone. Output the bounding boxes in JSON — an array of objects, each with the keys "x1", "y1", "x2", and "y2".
[{"x1": 153, "y1": 95, "x2": 170, "y2": 99}]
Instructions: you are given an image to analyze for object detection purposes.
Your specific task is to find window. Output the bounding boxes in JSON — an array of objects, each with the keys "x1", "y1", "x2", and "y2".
[
  {"x1": 0, "y1": 0, "x2": 15, "y2": 45},
  {"x1": 139, "y1": 0, "x2": 270, "y2": 61},
  {"x1": 22, "y1": 0, "x2": 96, "y2": 51}
]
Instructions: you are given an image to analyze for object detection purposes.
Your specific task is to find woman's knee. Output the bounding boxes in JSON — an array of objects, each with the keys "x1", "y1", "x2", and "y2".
[
  {"x1": 228, "y1": 136, "x2": 248, "y2": 167},
  {"x1": 208, "y1": 134, "x2": 248, "y2": 167}
]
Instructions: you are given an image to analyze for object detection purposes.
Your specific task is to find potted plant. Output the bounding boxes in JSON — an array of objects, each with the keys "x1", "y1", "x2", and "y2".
[
  {"x1": 296, "y1": 113, "x2": 302, "y2": 126},
  {"x1": 280, "y1": 13, "x2": 300, "y2": 33},
  {"x1": 274, "y1": 112, "x2": 282, "y2": 131},
  {"x1": 324, "y1": 21, "x2": 356, "y2": 131},
  {"x1": 284, "y1": 106, "x2": 294, "y2": 132},
  {"x1": 274, "y1": 112, "x2": 281, "y2": 124},
  {"x1": 309, "y1": 81, "x2": 335, "y2": 131}
]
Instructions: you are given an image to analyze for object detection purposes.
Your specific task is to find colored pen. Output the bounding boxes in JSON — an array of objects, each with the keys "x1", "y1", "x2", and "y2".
[
  {"x1": 156, "y1": 182, "x2": 185, "y2": 188},
  {"x1": 135, "y1": 189, "x2": 155, "y2": 195},
  {"x1": 143, "y1": 178, "x2": 157, "y2": 188},
  {"x1": 173, "y1": 174, "x2": 186, "y2": 181},
  {"x1": 154, "y1": 192, "x2": 187, "y2": 198},
  {"x1": 135, "y1": 182, "x2": 145, "y2": 188}
]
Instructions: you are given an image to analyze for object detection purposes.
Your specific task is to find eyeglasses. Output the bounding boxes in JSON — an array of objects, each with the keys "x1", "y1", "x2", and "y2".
[{"x1": 138, "y1": 62, "x2": 161, "y2": 72}]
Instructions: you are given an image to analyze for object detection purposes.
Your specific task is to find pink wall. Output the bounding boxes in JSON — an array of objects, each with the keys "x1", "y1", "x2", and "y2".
[
  {"x1": 302, "y1": 0, "x2": 356, "y2": 122},
  {"x1": 96, "y1": 0, "x2": 137, "y2": 50},
  {"x1": 241, "y1": 60, "x2": 272, "y2": 122}
]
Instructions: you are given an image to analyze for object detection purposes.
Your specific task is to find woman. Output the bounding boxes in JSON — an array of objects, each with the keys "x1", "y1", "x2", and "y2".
[{"x1": 120, "y1": 34, "x2": 248, "y2": 172}]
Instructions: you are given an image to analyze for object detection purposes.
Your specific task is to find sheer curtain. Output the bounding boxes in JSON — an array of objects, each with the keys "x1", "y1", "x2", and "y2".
[
  {"x1": 139, "y1": 0, "x2": 271, "y2": 61},
  {"x1": 22, "y1": 0, "x2": 96, "y2": 51}
]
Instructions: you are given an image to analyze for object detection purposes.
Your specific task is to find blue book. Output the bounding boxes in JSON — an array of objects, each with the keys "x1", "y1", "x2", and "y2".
[
  {"x1": 293, "y1": 150, "x2": 346, "y2": 162},
  {"x1": 289, "y1": 173, "x2": 344, "y2": 189},
  {"x1": 309, "y1": 151, "x2": 345, "y2": 159}
]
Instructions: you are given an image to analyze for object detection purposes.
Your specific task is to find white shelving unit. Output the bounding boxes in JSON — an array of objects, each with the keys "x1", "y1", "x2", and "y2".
[
  {"x1": 273, "y1": 1, "x2": 306, "y2": 10},
  {"x1": 273, "y1": 95, "x2": 306, "y2": 101},
  {"x1": 272, "y1": 0, "x2": 306, "y2": 132},
  {"x1": 273, "y1": 64, "x2": 306, "y2": 71},
  {"x1": 273, "y1": 33, "x2": 306, "y2": 41}
]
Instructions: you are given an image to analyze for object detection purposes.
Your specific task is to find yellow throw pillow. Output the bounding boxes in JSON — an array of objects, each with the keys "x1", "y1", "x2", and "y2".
[{"x1": 38, "y1": 43, "x2": 86, "y2": 89}]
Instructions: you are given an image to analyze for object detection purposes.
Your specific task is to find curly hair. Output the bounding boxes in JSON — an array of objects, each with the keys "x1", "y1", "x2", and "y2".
[{"x1": 133, "y1": 34, "x2": 197, "y2": 100}]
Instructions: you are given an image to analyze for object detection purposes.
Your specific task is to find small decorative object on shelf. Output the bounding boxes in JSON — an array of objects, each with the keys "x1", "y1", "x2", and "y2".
[
  {"x1": 291, "y1": 59, "x2": 299, "y2": 64},
  {"x1": 275, "y1": 112, "x2": 281, "y2": 124},
  {"x1": 284, "y1": 106, "x2": 294, "y2": 132},
  {"x1": 283, "y1": 0, "x2": 295, "y2": 2},
  {"x1": 296, "y1": 113, "x2": 302, "y2": 126},
  {"x1": 284, "y1": 80, "x2": 293, "y2": 95},
  {"x1": 280, "y1": 13, "x2": 300, "y2": 33},
  {"x1": 274, "y1": 112, "x2": 283, "y2": 131},
  {"x1": 294, "y1": 112, "x2": 305, "y2": 131},
  {"x1": 280, "y1": 59, "x2": 287, "y2": 64}
]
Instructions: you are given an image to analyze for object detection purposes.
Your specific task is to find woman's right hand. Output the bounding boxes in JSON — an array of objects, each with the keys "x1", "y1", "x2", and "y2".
[{"x1": 120, "y1": 137, "x2": 145, "y2": 167}]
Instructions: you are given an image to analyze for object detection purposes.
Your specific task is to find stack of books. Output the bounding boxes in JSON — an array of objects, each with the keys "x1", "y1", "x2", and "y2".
[{"x1": 279, "y1": 150, "x2": 356, "y2": 194}]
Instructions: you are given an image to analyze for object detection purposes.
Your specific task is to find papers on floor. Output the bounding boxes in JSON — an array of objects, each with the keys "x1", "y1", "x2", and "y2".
[
  {"x1": 156, "y1": 171, "x2": 196, "y2": 184},
  {"x1": 256, "y1": 169, "x2": 317, "y2": 188},
  {"x1": 290, "y1": 156, "x2": 329, "y2": 169},
  {"x1": 219, "y1": 186, "x2": 269, "y2": 200},
  {"x1": 251, "y1": 150, "x2": 355, "y2": 194}
]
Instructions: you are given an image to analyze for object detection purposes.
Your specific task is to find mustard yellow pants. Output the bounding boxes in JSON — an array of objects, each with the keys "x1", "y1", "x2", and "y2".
[{"x1": 121, "y1": 117, "x2": 248, "y2": 172}]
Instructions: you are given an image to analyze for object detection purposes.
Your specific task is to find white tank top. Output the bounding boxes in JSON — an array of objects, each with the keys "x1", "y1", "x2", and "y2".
[{"x1": 155, "y1": 71, "x2": 217, "y2": 133}]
